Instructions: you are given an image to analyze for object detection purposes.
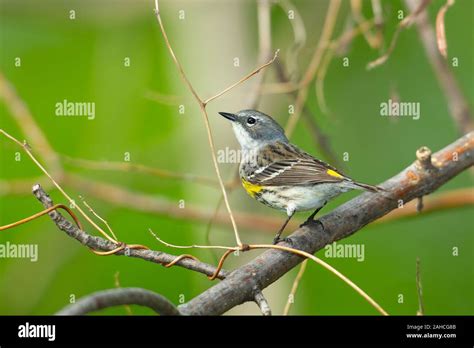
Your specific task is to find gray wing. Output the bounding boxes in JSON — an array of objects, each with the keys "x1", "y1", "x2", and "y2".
[{"x1": 247, "y1": 142, "x2": 350, "y2": 186}]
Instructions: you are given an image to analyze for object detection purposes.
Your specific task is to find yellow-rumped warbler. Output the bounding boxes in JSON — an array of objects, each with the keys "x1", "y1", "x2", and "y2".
[{"x1": 219, "y1": 109, "x2": 384, "y2": 244}]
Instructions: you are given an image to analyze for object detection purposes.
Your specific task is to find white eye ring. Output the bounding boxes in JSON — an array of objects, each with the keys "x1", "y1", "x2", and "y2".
[{"x1": 247, "y1": 117, "x2": 256, "y2": 126}]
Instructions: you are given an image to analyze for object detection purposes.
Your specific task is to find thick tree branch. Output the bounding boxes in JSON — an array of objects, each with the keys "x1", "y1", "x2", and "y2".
[
  {"x1": 178, "y1": 132, "x2": 474, "y2": 315},
  {"x1": 32, "y1": 184, "x2": 228, "y2": 280},
  {"x1": 56, "y1": 288, "x2": 179, "y2": 315}
]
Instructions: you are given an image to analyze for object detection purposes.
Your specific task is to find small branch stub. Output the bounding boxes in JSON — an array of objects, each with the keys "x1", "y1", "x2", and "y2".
[
  {"x1": 416, "y1": 196, "x2": 424, "y2": 213},
  {"x1": 254, "y1": 290, "x2": 272, "y2": 316},
  {"x1": 416, "y1": 146, "x2": 435, "y2": 171}
]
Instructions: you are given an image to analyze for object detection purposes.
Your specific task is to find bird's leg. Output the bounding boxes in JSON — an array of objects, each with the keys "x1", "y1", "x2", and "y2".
[
  {"x1": 283, "y1": 204, "x2": 327, "y2": 246},
  {"x1": 301, "y1": 201, "x2": 327, "y2": 227},
  {"x1": 272, "y1": 212, "x2": 294, "y2": 245}
]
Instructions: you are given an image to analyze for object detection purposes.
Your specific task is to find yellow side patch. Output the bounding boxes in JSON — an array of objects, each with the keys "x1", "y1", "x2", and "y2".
[
  {"x1": 327, "y1": 169, "x2": 343, "y2": 179},
  {"x1": 241, "y1": 178, "x2": 263, "y2": 197}
]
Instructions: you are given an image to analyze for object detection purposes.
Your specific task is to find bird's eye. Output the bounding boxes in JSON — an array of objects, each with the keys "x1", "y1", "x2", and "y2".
[{"x1": 247, "y1": 117, "x2": 256, "y2": 125}]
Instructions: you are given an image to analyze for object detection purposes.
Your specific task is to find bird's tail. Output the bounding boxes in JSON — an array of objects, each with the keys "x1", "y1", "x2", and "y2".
[{"x1": 351, "y1": 181, "x2": 386, "y2": 193}]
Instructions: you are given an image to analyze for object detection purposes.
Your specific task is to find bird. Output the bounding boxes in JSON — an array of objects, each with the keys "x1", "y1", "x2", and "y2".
[{"x1": 219, "y1": 109, "x2": 385, "y2": 244}]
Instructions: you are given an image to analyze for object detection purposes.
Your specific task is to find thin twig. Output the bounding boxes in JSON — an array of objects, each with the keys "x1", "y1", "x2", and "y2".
[
  {"x1": 351, "y1": 0, "x2": 382, "y2": 49},
  {"x1": 283, "y1": 259, "x2": 307, "y2": 315},
  {"x1": 316, "y1": 18, "x2": 376, "y2": 116},
  {"x1": 204, "y1": 194, "x2": 225, "y2": 265},
  {"x1": 277, "y1": 0, "x2": 307, "y2": 81},
  {"x1": 114, "y1": 272, "x2": 133, "y2": 315},
  {"x1": 245, "y1": 0, "x2": 274, "y2": 109},
  {"x1": 208, "y1": 249, "x2": 234, "y2": 281},
  {"x1": 0, "y1": 204, "x2": 82, "y2": 231},
  {"x1": 203, "y1": 50, "x2": 279, "y2": 106},
  {"x1": 367, "y1": 0, "x2": 432, "y2": 70},
  {"x1": 0, "y1": 129, "x2": 118, "y2": 243},
  {"x1": 144, "y1": 90, "x2": 182, "y2": 106},
  {"x1": 153, "y1": 1, "x2": 201, "y2": 103},
  {"x1": 262, "y1": 18, "x2": 376, "y2": 95},
  {"x1": 285, "y1": 0, "x2": 342, "y2": 138},
  {"x1": 0, "y1": 72, "x2": 61, "y2": 174},
  {"x1": 81, "y1": 197, "x2": 118, "y2": 241},
  {"x1": 164, "y1": 254, "x2": 201, "y2": 268},
  {"x1": 416, "y1": 257, "x2": 424, "y2": 315},
  {"x1": 404, "y1": 0, "x2": 473, "y2": 134},
  {"x1": 274, "y1": 60, "x2": 343, "y2": 168},
  {"x1": 435, "y1": 0, "x2": 455, "y2": 59},
  {"x1": 149, "y1": 229, "x2": 237, "y2": 251}
]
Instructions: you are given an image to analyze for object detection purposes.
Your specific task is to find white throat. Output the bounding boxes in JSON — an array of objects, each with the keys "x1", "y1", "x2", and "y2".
[{"x1": 231, "y1": 123, "x2": 261, "y2": 153}]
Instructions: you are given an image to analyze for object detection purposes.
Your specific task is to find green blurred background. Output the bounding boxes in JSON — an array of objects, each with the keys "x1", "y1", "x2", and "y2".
[{"x1": 0, "y1": 0, "x2": 472, "y2": 315}]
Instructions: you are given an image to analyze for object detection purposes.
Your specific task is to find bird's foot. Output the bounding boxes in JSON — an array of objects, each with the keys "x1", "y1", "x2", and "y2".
[
  {"x1": 300, "y1": 218, "x2": 325, "y2": 232},
  {"x1": 273, "y1": 236, "x2": 294, "y2": 246},
  {"x1": 272, "y1": 235, "x2": 283, "y2": 245}
]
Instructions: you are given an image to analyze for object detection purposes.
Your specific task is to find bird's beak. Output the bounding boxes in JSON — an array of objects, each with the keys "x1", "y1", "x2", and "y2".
[{"x1": 218, "y1": 112, "x2": 237, "y2": 122}]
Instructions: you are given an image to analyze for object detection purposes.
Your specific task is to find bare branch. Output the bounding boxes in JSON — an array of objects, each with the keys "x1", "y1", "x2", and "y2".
[
  {"x1": 32, "y1": 184, "x2": 228, "y2": 280},
  {"x1": 56, "y1": 288, "x2": 180, "y2": 315}
]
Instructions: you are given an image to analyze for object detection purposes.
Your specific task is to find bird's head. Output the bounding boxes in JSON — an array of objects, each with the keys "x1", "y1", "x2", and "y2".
[{"x1": 219, "y1": 109, "x2": 288, "y2": 151}]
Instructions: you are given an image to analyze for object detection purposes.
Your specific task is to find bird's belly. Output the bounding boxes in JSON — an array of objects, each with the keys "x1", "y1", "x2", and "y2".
[{"x1": 257, "y1": 184, "x2": 346, "y2": 212}]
